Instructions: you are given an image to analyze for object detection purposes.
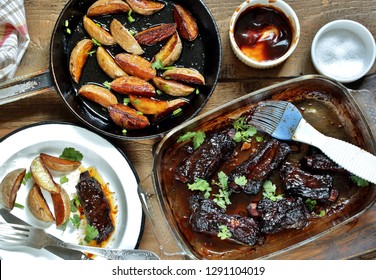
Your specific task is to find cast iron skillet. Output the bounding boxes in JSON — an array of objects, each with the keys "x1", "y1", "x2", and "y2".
[{"x1": 49, "y1": 0, "x2": 222, "y2": 140}]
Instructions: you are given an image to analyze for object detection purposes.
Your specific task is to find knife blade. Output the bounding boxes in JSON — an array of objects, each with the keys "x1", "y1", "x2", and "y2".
[{"x1": 0, "y1": 208, "x2": 87, "y2": 260}]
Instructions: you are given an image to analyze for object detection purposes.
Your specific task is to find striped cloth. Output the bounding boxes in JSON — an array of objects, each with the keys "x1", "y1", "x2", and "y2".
[{"x1": 0, "y1": 0, "x2": 30, "y2": 81}]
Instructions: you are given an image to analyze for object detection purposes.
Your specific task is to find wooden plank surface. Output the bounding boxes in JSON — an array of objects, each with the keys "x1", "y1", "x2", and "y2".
[{"x1": 1, "y1": 0, "x2": 375, "y2": 259}]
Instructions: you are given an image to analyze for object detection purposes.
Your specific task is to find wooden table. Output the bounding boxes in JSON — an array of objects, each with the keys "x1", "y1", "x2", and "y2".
[{"x1": 1, "y1": 0, "x2": 375, "y2": 260}]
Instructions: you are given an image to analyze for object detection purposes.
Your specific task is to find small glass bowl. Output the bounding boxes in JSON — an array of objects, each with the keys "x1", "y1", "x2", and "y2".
[
  {"x1": 229, "y1": 0, "x2": 300, "y2": 69},
  {"x1": 311, "y1": 20, "x2": 376, "y2": 83}
]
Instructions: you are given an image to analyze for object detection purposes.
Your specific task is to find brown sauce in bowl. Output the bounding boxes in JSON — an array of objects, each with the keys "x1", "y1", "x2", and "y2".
[{"x1": 234, "y1": 6, "x2": 293, "y2": 62}]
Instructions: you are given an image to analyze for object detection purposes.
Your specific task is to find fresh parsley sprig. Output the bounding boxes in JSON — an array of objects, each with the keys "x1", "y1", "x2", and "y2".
[
  {"x1": 232, "y1": 117, "x2": 260, "y2": 143},
  {"x1": 177, "y1": 130, "x2": 206, "y2": 149},
  {"x1": 262, "y1": 180, "x2": 283, "y2": 201},
  {"x1": 212, "y1": 171, "x2": 232, "y2": 209},
  {"x1": 217, "y1": 225, "x2": 231, "y2": 240},
  {"x1": 188, "y1": 178, "x2": 212, "y2": 198}
]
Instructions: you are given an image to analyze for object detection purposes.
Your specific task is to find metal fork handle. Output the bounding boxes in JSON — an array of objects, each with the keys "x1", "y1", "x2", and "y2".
[
  {"x1": 46, "y1": 234, "x2": 159, "y2": 260},
  {"x1": 293, "y1": 118, "x2": 376, "y2": 184}
]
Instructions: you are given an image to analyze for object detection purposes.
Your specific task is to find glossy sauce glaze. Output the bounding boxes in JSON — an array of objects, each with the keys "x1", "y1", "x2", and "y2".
[{"x1": 234, "y1": 6, "x2": 293, "y2": 62}]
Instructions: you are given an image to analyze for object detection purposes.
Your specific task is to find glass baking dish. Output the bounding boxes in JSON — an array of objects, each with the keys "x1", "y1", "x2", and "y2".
[{"x1": 139, "y1": 75, "x2": 376, "y2": 259}]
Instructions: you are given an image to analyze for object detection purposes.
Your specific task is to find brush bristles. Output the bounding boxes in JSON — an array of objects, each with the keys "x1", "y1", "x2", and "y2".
[{"x1": 249, "y1": 101, "x2": 290, "y2": 134}]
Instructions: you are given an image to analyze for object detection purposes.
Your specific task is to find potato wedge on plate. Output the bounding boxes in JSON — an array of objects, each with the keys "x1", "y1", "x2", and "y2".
[
  {"x1": 110, "y1": 75, "x2": 156, "y2": 97},
  {"x1": 173, "y1": 3, "x2": 199, "y2": 41},
  {"x1": 152, "y1": 98, "x2": 188, "y2": 121},
  {"x1": 40, "y1": 153, "x2": 82, "y2": 173},
  {"x1": 51, "y1": 185, "x2": 71, "y2": 226},
  {"x1": 162, "y1": 67, "x2": 205, "y2": 85},
  {"x1": 0, "y1": 168, "x2": 26, "y2": 210},
  {"x1": 129, "y1": 95, "x2": 168, "y2": 115},
  {"x1": 28, "y1": 184, "x2": 55, "y2": 223},
  {"x1": 30, "y1": 156, "x2": 60, "y2": 194},
  {"x1": 115, "y1": 53, "x2": 156, "y2": 80},
  {"x1": 134, "y1": 23, "x2": 177, "y2": 45}
]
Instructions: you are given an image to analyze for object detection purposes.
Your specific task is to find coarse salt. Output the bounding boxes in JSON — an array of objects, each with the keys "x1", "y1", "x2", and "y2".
[{"x1": 314, "y1": 29, "x2": 367, "y2": 80}]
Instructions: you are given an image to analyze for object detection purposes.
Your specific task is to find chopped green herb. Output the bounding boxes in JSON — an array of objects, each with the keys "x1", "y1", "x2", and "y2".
[
  {"x1": 156, "y1": 89, "x2": 164, "y2": 95},
  {"x1": 133, "y1": 99, "x2": 141, "y2": 105},
  {"x1": 60, "y1": 147, "x2": 83, "y2": 162},
  {"x1": 232, "y1": 117, "x2": 258, "y2": 143},
  {"x1": 127, "y1": 9, "x2": 135, "y2": 23},
  {"x1": 195, "y1": 88, "x2": 200, "y2": 95},
  {"x1": 188, "y1": 178, "x2": 212, "y2": 199},
  {"x1": 70, "y1": 214, "x2": 81, "y2": 229},
  {"x1": 91, "y1": 38, "x2": 101, "y2": 47},
  {"x1": 255, "y1": 136, "x2": 264, "y2": 142},
  {"x1": 103, "y1": 81, "x2": 111, "y2": 90},
  {"x1": 305, "y1": 198, "x2": 317, "y2": 212},
  {"x1": 262, "y1": 180, "x2": 283, "y2": 201},
  {"x1": 129, "y1": 29, "x2": 136, "y2": 36},
  {"x1": 123, "y1": 97, "x2": 130, "y2": 105},
  {"x1": 318, "y1": 210, "x2": 326, "y2": 217},
  {"x1": 66, "y1": 28, "x2": 71, "y2": 35},
  {"x1": 213, "y1": 171, "x2": 232, "y2": 209},
  {"x1": 71, "y1": 194, "x2": 80, "y2": 213},
  {"x1": 234, "y1": 176, "x2": 247, "y2": 187},
  {"x1": 351, "y1": 175, "x2": 369, "y2": 187},
  {"x1": 60, "y1": 176, "x2": 69, "y2": 184},
  {"x1": 64, "y1": 20, "x2": 69, "y2": 27},
  {"x1": 151, "y1": 59, "x2": 164, "y2": 70},
  {"x1": 84, "y1": 224, "x2": 99, "y2": 243},
  {"x1": 87, "y1": 50, "x2": 96, "y2": 56},
  {"x1": 217, "y1": 225, "x2": 231, "y2": 240},
  {"x1": 22, "y1": 171, "x2": 32, "y2": 185},
  {"x1": 177, "y1": 130, "x2": 206, "y2": 149},
  {"x1": 14, "y1": 202, "x2": 24, "y2": 209},
  {"x1": 122, "y1": 129, "x2": 127, "y2": 135},
  {"x1": 172, "y1": 108, "x2": 183, "y2": 116},
  {"x1": 136, "y1": 111, "x2": 143, "y2": 115}
]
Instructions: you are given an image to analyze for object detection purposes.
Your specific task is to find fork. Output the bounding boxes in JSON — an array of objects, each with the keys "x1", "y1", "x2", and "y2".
[
  {"x1": 0, "y1": 223, "x2": 160, "y2": 260},
  {"x1": 248, "y1": 100, "x2": 376, "y2": 184}
]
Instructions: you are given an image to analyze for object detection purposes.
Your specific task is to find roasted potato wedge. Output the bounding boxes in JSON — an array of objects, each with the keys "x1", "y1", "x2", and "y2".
[
  {"x1": 51, "y1": 185, "x2": 71, "y2": 226},
  {"x1": 110, "y1": 76, "x2": 156, "y2": 97},
  {"x1": 78, "y1": 84, "x2": 118, "y2": 108},
  {"x1": 40, "y1": 153, "x2": 82, "y2": 173},
  {"x1": 96, "y1": 46, "x2": 128, "y2": 79},
  {"x1": 69, "y1": 39, "x2": 94, "y2": 83},
  {"x1": 0, "y1": 168, "x2": 26, "y2": 210},
  {"x1": 152, "y1": 76, "x2": 195, "y2": 96},
  {"x1": 28, "y1": 184, "x2": 55, "y2": 223},
  {"x1": 124, "y1": 0, "x2": 165, "y2": 15},
  {"x1": 153, "y1": 32, "x2": 182, "y2": 66},
  {"x1": 152, "y1": 98, "x2": 188, "y2": 121},
  {"x1": 87, "y1": 0, "x2": 131, "y2": 16},
  {"x1": 83, "y1": 15, "x2": 116, "y2": 46},
  {"x1": 30, "y1": 156, "x2": 60, "y2": 194},
  {"x1": 162, "y1": 67, "x2": 205, "y2": 85},
  {"x1": 134, "y1": 23, "x2": 176, "y2": 45},
  {"x1": 115, "y1": 53, "x2": 156, "y2": 80},
  {"x1": 110, "y1": 19, "x2": 144, "y2": 55},
  {"x1": 173, "y1": 3, "x2": 199, "y2": 41},
  {"x1": 129, "y1": 95, "x2": 168, "y2": 115},
  {"x1": 108, "y1": 103, "x2": 150, "y2": 129}
]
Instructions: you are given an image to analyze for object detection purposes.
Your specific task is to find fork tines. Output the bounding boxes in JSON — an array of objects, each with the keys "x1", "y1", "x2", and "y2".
[
  {"x1": 0, "y1": 223, "x2": 29, "y2": 245},
  {"x1": 249, "y1": 101, "x2": 290, "y2": 134}
]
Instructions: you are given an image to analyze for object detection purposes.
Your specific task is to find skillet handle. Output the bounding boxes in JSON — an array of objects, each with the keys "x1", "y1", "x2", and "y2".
[{"x1": 0, "y1": 69, "x2": 54, "y2": 105}]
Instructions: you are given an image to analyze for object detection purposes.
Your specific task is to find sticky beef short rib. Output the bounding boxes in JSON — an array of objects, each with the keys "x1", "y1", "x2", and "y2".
[
  {"x1": 280, "y1": 163, "x2": 334, "y2": 201},
  {"x1": 75, "y1": 171, "x2": 114, "y2": 244},
  {"x1": 249, "y1": 197, "x2": 308, "y2": 234},
  {"x1": 304, "y1": 153, "x2": 345, "y2": 173},
  {"x1": 228, "y1": 139, "x2": 291, "y2": 195},
  {"x1": 189, "y1": 195, "x2": 264, "y2": 246},
  {"x1": 175, "y1": 128, "x2": 236, "y2": 184}
]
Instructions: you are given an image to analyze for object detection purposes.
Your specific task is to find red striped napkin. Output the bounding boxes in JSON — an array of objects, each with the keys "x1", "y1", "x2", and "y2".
[{"x1": 0, "y1": 0, "x2": 30, "y2": 81}]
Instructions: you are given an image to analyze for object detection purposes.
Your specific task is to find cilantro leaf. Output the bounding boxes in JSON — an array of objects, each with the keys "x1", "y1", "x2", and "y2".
[
  {"x1": 234, "y1": 175, "x2": 247, "y2": 186},
  {"x1": 351, "y1": 175, "x2": 369, "y2": 187},
  {"x1": 188, "y1": 178, "x2": 211, "y2": 198},
  {"x1": 177, "y1": 131, "x2": 206, "y2": 149},
  {"x1": 217, "y1": 225, "x2": 231, "y2": 240},
  {"x1": 84, "y1": 224, "x2": 99, "y2": 243},
  {"x1": 70, "y1": 214, "x2": 81, "y2": 229},
  {"x1": 60, "y1": 147, "x2": 83, "y2": 162},
  {"x1": 232, "y1": 117, "x2": 258, "y2": 143},
  {"x1": 262, "y1": 180, "x2": 283, "y2": 201},
  {"x1": 213, "y1": 171, "x2": 232, "y2": 209}
]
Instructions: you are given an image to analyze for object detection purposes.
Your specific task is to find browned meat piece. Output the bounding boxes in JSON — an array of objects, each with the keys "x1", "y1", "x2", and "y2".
[
  {"x1": 190, "y1": 195, "x2": 264, "y2": 246},
  {"x1": 248, "y1": 196, "x2": 308, "y2": 234},
  {"x1": 280, "y1": 163, "x2": 334, "y2": 201},
  {"x1": 228, "y1": 139, "x2": 291, "y2": 194},
  {"x1": 175, "y1": 128, "x2": 236, "y2": 184},
  {"x1": 304, "y1": 153, "x2": 345, "y2": 172},
  {"x1": 75, "y1": 171, "x2": 114, "y2": 244}
]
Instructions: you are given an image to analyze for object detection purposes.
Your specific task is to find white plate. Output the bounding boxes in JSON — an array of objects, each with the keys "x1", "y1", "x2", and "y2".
[{"x1": 0, "y1": 122, "x2": 144, "y2": 259}]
